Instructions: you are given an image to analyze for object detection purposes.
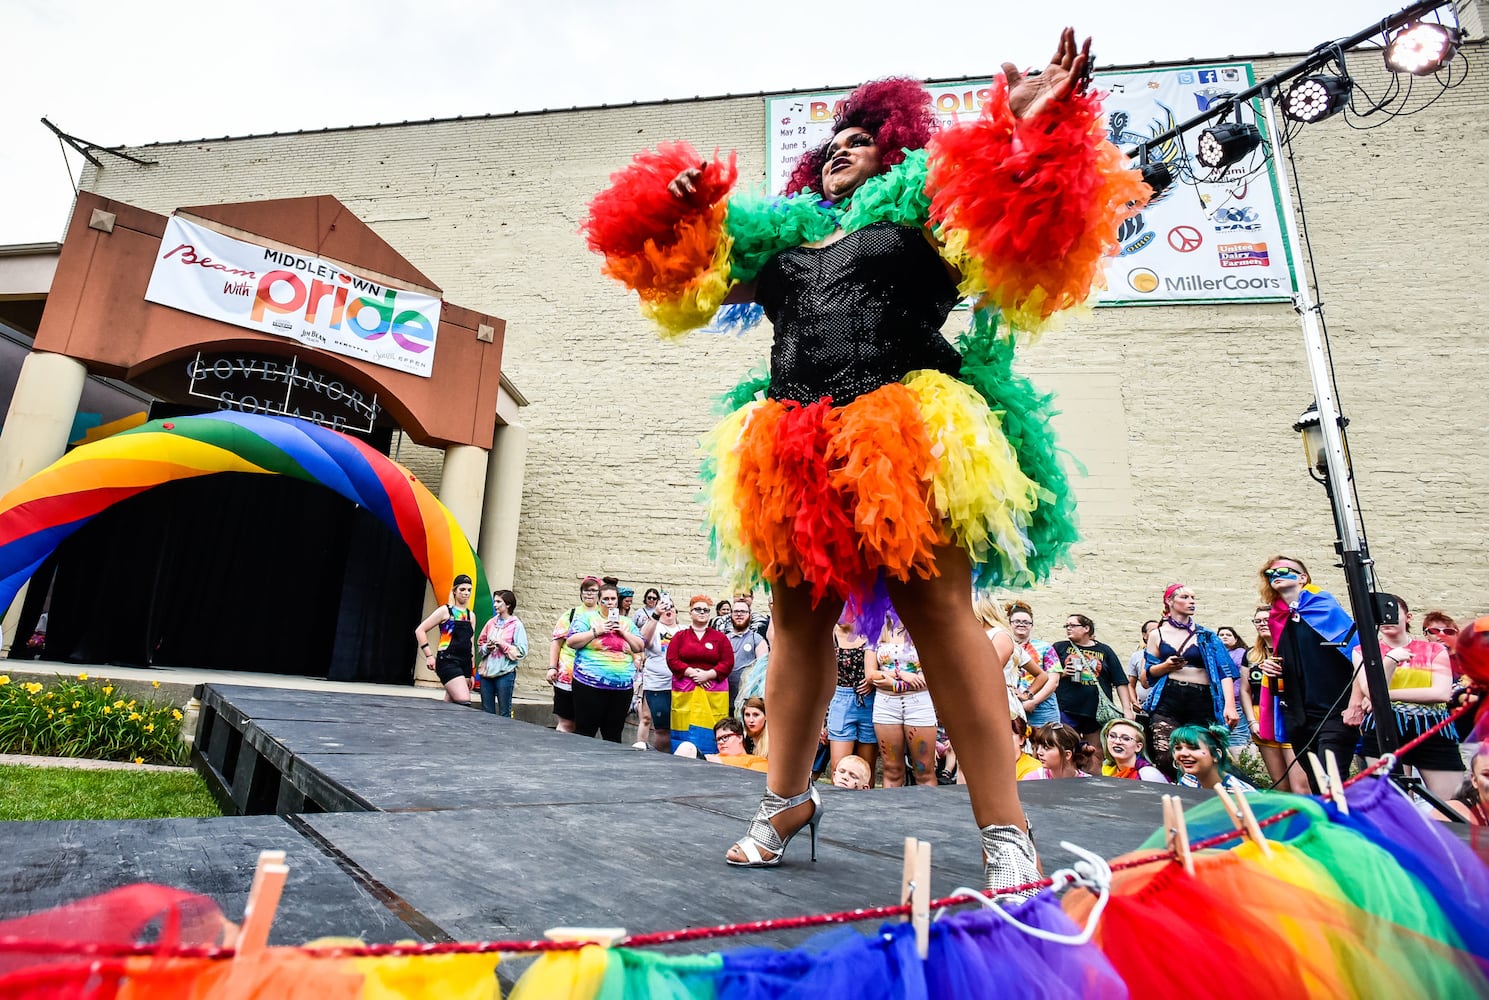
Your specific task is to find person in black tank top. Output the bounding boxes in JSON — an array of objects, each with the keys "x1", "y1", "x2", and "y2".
[
  {"x1": 1141, "y1": 584, "x2": 1240, "y2": 779},
  {"x1": 414, "y1": 574, "x2": 476, "y2": 705},
  {"x1": 827, "y1": 618, "x2": 880, "y2": 788}
]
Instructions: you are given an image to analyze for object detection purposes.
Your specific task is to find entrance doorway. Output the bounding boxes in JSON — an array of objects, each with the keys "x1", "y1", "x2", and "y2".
[{"x1": 13, "y1": 473, "x2": 426, "y2": 683}]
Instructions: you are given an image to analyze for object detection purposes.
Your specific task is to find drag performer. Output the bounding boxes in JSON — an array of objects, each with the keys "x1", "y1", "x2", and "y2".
[{"x1": 583, "y1": 29, "x2": 1146, "y2": 894}]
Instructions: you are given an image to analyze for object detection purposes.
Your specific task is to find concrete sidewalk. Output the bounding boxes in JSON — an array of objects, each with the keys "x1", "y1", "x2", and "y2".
[
  {"x1": 0, "y1": 752, "x2": 192, "y2": 773},
  {"x1": 0, "y1": 660, "x2": 552, "y2": 724}
]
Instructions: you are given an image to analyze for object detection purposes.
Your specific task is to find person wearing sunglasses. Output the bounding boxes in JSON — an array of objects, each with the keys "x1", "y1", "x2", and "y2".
[
  {"x1": 666, "y1": 595, "x2": 734, "y2": 754},
  {"x1": 1257, "y1": 554, "x2": 1361, "y2": 793},
  {"x1": 1350, "y1": 594, "x2": 1463, "y2": 800},
  {"x1": 1422, "y1": 611, "x2": 1461, "y2": 656}
]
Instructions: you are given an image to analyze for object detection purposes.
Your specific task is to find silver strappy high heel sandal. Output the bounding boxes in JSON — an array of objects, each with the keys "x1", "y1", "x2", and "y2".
[
  {"x1": 981, "y1": 821, "x2": 1041, "y2": 899},
  {"x1": 727, "y1": 786, "x2": 822, "y2": 867}
]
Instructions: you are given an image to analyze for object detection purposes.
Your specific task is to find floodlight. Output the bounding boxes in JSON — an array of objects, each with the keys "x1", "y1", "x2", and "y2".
[
  {"x1": 1140, "y1": 160, "x2": 1173, "y2": 198},
  {"x1": 1281, "y1": 74, "x2": 1353, "y2": 123},
  {"x1": 1196, "y1": 120, "x2": 1263, "y2": 170},
  {"x1": 1384, "y1": 21, "x2": 1460, "y2": 75}
]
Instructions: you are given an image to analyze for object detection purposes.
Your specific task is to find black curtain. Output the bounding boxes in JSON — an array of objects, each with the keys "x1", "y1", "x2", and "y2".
[{"x1": 12, "y1": 473, "x2": 424, "y2": 683}]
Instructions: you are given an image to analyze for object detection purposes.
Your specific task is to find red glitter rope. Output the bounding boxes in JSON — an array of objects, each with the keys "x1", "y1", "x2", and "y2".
[{"x1": 0, "y1": 700, "x2": 1474, "y2": 961}]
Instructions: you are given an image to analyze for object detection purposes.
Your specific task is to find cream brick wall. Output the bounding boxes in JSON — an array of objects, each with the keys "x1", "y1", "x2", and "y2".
[{"x1": 81, "y1": 43, "x2": 1489, "y2": 696}]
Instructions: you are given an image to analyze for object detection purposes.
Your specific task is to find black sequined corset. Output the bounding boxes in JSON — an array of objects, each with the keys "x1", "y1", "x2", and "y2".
[{"x1": 755, "y1": 221, "x2": 963, "y2": 404}]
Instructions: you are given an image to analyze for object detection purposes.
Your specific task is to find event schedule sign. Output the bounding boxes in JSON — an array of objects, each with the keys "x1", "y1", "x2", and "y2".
[
  {"x1": 145, "y1": 215, "x2": 441, "y2": 377},
  {"x1": 764, "y1": 64, "x2": 1296, "y2": 306}
]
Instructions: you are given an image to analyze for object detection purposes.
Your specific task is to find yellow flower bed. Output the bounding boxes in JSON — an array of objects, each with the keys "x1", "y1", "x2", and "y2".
[{"x1": 0, "y1": 675, "x2": 190, "y2": 765}]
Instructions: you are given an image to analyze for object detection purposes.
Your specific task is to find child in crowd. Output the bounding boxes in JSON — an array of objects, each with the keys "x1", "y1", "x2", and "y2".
[
  {"x1": 1021, "y1": 722, "x2": 1090, "y2": 780},
  {"x1": 1012, "y1": 716, "x2": 1041, "y2": 780},
  {"x1": 831, "y1": 755, "x2": 872, "y2": 789}
]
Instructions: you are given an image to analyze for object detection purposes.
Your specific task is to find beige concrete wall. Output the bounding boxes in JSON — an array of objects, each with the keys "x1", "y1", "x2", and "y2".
[{"x1": 81, "y1": 43, "x2": 1489, "y2": 696}]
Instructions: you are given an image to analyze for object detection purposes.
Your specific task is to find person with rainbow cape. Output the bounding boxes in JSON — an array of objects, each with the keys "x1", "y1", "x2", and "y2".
[
  {"x1": 1258, "y1": 553, "x2": 1364, "y2": 793},
  {"x1": 583, "y1": 28, "x2": 1148, "y2": 895}
]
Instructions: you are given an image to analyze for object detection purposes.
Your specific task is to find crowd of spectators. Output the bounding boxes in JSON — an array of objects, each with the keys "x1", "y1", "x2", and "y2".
[{"x1": 467, "y1": 561, "x2": 1483, "y2": 824}]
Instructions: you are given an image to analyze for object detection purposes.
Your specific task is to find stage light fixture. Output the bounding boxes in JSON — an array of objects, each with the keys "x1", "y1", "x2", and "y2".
[
  {"x1": 1135, "y1": 146, "x2": 1172, "y2": 198},
  {"x1": 1281, "y1": 74, "x2": 1353, "y2": 123},
  {"x1": 1140, "y1": 160, "x2": 1173, "y2": 198},
  {"x1": 1384, "y1": 21, "x2": 1460, "y2": 75},
  {"x1": 1196, "y1": 118, "x2": 1263, "y2": 170}
]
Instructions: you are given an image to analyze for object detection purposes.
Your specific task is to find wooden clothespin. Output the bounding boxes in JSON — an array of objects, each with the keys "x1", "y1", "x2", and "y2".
[
  {"x1": 1214, "y1": 784, "x2": 1243, "y2": 831},
  {"x1": 235, "y1": 850, "x2": 289, "y2": 960},
  {"x1": 1306, "y1": 751, "x2": 1330, "y2": 800},
  {"x1": 900, "y1": 837, "x2": 931, "y2": 959},
  {"x1": 544, "y1": 927, "x2": 628, "y2": 948},
  {"x1": 1323, "y1": 751, "x2": 1349, "y2": 815},
  {"x1": 1217, "y1": 786, "x2": 1274, "y2": 859},
  {"x1": 1162, "y1": 795, "x2": 1194, "y2": 875}
]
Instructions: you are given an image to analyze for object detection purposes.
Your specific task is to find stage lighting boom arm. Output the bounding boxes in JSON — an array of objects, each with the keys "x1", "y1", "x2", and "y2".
[{"x1": 1127, "y1": 0, "x2": 1457, "y2": 162}]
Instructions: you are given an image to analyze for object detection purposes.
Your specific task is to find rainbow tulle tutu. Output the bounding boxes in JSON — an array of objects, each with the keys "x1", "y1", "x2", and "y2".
[{"x1": 4, "y1": 780, "x2": 1488, "y2": 997}]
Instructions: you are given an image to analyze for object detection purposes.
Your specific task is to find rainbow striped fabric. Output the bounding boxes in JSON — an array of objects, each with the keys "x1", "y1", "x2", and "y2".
[{"x1": 0, "y1": 411, "x2": 489, "y2": 629}]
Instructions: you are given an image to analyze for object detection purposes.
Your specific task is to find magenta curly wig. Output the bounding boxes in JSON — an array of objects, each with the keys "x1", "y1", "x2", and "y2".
[{"x1": 783, "y1": 77, "x2": 937, "y2": 197}]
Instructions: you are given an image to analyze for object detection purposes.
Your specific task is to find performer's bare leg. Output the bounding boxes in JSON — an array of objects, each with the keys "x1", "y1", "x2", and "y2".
[
  {"x1": 886, "y1": 543, "x2": 1025, "y2": 830},
  {"x1": 726, "y1": 580, "x2": 842, "y2": 863}
]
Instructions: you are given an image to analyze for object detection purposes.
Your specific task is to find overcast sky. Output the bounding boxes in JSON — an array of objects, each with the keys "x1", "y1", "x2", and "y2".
[{"x1": 4, "y1": 0, "x2": 1404, "y2": 244}]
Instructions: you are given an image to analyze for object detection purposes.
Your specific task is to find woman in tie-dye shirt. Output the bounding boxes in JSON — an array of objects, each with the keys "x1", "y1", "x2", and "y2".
[{"x1": 566, "y1": 582, "x2": 644, "y2": 742}]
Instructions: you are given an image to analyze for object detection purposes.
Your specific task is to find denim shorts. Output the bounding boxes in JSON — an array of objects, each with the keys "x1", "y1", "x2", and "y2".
[
  {"x1": 827, "y1": 686, "x2": 877, "y2": 743},
  {"x1": 644, "y1": 690, "x2": 671, "y2": 731},
  {"x1": 1026, "y1": 696, "x2": 1060, "y2": 728},
  {"x1": 1228, "y1": 716, "x2": 1252, "y2": 747}
]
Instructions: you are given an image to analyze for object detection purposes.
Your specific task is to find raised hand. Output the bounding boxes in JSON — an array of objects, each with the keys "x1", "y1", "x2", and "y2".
[
  {"x1": 1005, "y1": 27, "x2": 1092, "y2": 119},
  {"x1": 667, "y1": 167, "x2": 704, "y2": 201}
]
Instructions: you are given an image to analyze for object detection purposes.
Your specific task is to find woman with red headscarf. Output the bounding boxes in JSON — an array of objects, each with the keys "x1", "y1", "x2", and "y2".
[
  {"x1": 584, "y1": 29, "x2": 1147, "y2": 894},
  {"x1": 1140, "y1": 583, "x2": 1240, "y2": 780}
]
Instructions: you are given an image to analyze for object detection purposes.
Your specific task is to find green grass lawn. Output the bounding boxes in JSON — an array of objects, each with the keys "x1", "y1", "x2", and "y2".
[{"x1": 0, "y1": 764, "x2": 222, "y2": 821}]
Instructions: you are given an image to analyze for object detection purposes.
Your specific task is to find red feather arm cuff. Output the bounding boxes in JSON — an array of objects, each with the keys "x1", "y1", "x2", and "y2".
[
  {"x1": 926, "y1": 79, "x2": 1150, "y2": 333},
  {"x1": 581, "y1": 142, "x2": 739, "y2": 336}
]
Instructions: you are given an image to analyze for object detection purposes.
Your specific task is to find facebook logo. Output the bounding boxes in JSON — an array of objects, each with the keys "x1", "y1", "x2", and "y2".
[{"x1": 1198, "y1": 70, "x2": 1218, "y2": 84}]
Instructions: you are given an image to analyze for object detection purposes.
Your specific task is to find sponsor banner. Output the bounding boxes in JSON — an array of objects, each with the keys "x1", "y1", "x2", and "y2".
[
  {"x1": 145, "y1": 215, "x2": 441, "y2": 377},
  {"x1": 764, "y1": 63, "x2": 1297, "y2": 307}
]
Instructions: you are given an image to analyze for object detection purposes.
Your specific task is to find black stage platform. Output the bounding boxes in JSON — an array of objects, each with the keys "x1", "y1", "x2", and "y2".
[{"x1": 1, "y1": 683, "x2": 1203, "y2": 958}]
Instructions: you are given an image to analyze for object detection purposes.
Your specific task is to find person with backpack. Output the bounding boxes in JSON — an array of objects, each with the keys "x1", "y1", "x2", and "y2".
[{"x1": 546, "y1": 576, "x2": 602, "y2": 733}]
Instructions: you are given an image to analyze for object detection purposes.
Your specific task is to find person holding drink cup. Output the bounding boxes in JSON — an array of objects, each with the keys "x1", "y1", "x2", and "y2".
[{"x1": 1052, "y1": 614, "x2": 1130, "y2": 745}]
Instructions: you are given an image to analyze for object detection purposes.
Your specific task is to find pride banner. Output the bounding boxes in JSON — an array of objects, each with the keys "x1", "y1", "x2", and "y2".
[
  {"x1": 766, "y1": 63, "x2": 1297, "y2": 307},
  {"x1": 145, "y1": 215, "x2": 442, "y2": 377}
]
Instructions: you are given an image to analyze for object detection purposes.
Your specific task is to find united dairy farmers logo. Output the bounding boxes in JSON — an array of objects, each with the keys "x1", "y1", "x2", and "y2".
[
  {"x1": 249, "y1": 250, "x2": 435, "y2": 354},
  {"x1": 1217, "y1": 242, "x2": 1269, "y2": 268}
]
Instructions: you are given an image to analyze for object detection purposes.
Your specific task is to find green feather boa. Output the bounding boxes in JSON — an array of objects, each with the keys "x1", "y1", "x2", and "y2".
[{"x1": 724, "y1": 149, "x2": 933, "y2": 283}]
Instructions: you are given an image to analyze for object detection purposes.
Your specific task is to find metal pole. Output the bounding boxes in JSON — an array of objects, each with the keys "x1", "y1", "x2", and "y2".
[{"x1": 1261, "y1": 93, "x2": 1400, "y2": 756}]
